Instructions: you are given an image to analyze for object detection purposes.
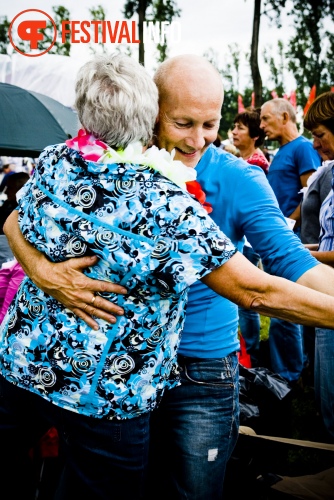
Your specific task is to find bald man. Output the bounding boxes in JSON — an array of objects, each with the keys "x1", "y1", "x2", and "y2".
[
  {"x1": 260, "y1": 98, "x2": 321, "y2": 384},
  {"x1": 4, "y1": 55, "x2": 334, "y2": 499}
]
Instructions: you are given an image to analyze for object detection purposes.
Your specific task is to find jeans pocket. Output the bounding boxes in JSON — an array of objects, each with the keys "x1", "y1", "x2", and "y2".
[{"x1": 181, "y1": 353, "x2": 238, "y2": 387}]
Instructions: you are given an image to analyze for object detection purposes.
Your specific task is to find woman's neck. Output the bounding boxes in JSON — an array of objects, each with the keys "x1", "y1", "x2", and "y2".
[{"x1": 238, "y1": 145, "x2": 257, "y2": 161}]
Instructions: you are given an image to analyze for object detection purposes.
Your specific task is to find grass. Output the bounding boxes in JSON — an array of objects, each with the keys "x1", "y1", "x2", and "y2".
[{"x1": 260, "y1": 314, "x2": 270, "y2": 341}]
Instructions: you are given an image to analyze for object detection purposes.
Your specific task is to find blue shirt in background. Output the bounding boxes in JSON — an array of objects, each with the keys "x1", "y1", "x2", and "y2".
[{"x1": 267, "y1": 136, "x2": 321, "y2": 217}]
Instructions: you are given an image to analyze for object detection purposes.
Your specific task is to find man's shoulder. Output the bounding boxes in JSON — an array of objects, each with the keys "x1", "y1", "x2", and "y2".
[{"x1": 201, "y1": 145, "x2": 248, "y2": 173}]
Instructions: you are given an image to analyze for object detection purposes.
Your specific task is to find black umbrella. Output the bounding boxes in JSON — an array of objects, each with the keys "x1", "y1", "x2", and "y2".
[{"x1": 0, "y1": 82, "x2": 79, "y2": 157}]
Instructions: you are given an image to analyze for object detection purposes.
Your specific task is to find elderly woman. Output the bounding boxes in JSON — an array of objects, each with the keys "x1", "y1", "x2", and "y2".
[
  {"x1": 304, "y1": 91, "x2": 334, "y2": 439},
  {"x1": 1, "y1": 54, "x2": 334, "y2": 499}
]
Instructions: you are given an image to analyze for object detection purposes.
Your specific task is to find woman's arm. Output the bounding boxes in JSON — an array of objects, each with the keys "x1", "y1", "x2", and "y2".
[
  {"x1": 309, "y1": 250, "x2": 334, "y2": 267},
  {"x1": 202, "y1": 251, "x2": 334, "y2": 329},
  {"x1": 3, "y1": 211, "x2": 127, "y2": 330}
]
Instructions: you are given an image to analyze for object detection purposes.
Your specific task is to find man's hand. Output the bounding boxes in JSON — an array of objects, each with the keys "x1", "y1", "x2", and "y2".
[{"x1": 35, "y1": 255, "x2": 127, "y2": 330}]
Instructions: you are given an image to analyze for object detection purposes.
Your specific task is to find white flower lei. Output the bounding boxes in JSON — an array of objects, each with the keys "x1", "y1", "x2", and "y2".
[{"x1": 99, "y1": 142, "x2": 197, "y2": 190}]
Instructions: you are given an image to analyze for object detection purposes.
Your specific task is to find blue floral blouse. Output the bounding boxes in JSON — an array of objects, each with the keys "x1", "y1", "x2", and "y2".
[{"x1": 0, "y1": 144, "x2": 236, "y2": 420}]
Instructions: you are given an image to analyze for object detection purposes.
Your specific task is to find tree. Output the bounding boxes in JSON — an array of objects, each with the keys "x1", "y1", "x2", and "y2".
[
  {"x1": 262, "y1": 39, "x2": 286, "y2": 97},
  {"x1": 0, "y1": 16, "x2": 10, "y2": 55},
  {"x1": 261, "y1": 0, "x2": 334, "y2": 105},
  {"x1": 250, "y1": 0, "x2": 263, "y2": 106},
  {"x1": 123, "y1": 0, "x2": 181, "y2": 65},
  {"x1": 284, "y1": 0, "x2": 334, "y2": 107}
]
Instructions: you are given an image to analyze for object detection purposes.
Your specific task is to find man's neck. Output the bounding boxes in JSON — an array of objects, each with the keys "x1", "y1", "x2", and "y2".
[{"x1": 279, "y1": 125, "x2": 299, "y2": 147}]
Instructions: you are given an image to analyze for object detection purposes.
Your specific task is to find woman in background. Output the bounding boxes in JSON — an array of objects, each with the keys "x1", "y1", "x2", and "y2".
[{"x1": 304, "y1": 90, "x2": 334, "y2": 439}]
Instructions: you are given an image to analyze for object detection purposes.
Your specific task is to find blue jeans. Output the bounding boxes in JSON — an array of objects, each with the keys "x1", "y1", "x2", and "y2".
[
  {"x1": 315, "y1": 328, "x2": 334, "y2": 438},
  {"x1": 147, "y1": 353, "x2": 239, "y2": 499},
  {"x1": 238, "y1": 245, "x2": 261, "y2": 367},
  {"x1": 0, "y1": 374, "x2": 150, "y2": 499},
  {"x1": 268, "y1": 318, "x2": 303, "y2": 382},
  {"x1": 263, "y1": 255, "x2": 304, "y2": 382}
]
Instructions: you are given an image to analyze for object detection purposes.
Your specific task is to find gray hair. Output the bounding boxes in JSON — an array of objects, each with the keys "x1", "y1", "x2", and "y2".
[
  {"x1": 75, "y1": 53, "x2": 159, "y2": 148},
  {"x1": 263, "y1": 98, "x2": 297, "y2": 123}
]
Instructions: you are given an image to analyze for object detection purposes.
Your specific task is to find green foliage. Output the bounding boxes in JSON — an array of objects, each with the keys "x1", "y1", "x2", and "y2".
[
  {"x1": 263, "y1": 0, "x2": 334, "y2": 106},
  {"x1": 0, "y1": 16, "x2": 10, "y2": 54},
  {"x1": 262, "y1": 39, "x2": 286, "y2": 96}
]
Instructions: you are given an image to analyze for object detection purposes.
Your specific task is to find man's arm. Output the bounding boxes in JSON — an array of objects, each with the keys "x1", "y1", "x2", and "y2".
[
  {"x1": 3, "y1": 211, "x2": 127, "y2": 330},
  {"x1": 296, "y1": 263, "x2": 334, "y2": 294},
  {"x1": 287, "y1": 171, "x2": 315, "y2": 225},
  {"x1": 202, "y1": 252, "x2": 334, "y2": 329}
]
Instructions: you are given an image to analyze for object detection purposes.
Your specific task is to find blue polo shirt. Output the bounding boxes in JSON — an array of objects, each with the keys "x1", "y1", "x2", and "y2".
[
  {"x1": 267, "y1": 136, "x2": 321, "y2": 217},
  {"x1": 179, "y1": 145, "x2": 320, "y2": 359}
]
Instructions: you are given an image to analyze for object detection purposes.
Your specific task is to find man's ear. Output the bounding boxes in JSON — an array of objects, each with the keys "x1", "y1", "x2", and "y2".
[{"x1": 282, "y1": 111, "x2": 289, "y2": 124}]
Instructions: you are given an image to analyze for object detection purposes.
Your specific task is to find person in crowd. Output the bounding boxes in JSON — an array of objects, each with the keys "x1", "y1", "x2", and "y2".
[
  {"x1": 0, "y1": 172, "x2": 30, "y2": 267},
  {"x1": 0, "y1": 163, "x2": 16, "y2": 193},
  {"x1": 300, "y1": 153, "x2": 332, "y2": 382},
  {"x1": 5, "y1": 55, "x2": 334, "y2": 499},
  {"x1": 232, "y1": 108, "x2": 269, "y2": 367},
  {"x1": 233, "y1": 107, "x2": 269, "y2": 174},
  {"x1": 0, "y1": 172, "x2": 30, "y2": 234},
  {"x1": 303, "y1": 90, "x2": 334, "y2": 439},
  {"x1": 260, "y1": 98, "x2": 322, "y2": 384}
]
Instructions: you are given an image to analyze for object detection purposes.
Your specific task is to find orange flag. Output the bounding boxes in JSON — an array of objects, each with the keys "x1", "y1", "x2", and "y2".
[
  {"x1": 238, "y1": 94, "x2": 245, "y2": 113},
  {"x1": 251, "y1": 92, "x2": 255, "y2": 107},
  {"x1": 304, "y1": 85, "x2": 316, "y2": 115}
]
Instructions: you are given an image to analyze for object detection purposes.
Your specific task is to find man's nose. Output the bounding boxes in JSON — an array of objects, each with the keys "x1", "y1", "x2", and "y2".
[{"x1": 186, "y1": 129, "x2": 206, "y2": 149}]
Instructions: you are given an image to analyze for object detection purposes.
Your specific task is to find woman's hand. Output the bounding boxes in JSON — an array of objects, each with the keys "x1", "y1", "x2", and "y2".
[{"x1": 34, "y1": 255, "x2": 127, "y2": 330}]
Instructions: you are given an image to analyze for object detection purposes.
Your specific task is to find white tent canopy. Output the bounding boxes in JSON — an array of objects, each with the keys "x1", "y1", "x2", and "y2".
[{"x1": 0, "y1": 53, "x2": 90, "y2": 108}]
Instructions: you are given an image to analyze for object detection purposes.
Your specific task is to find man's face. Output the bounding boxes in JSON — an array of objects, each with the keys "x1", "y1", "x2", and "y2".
[
  {"x1": 311, "y1": 124, "x2": 334, "y2": 160},
  {"x1": 155, "y1": 88, "x2": 222, "y2": 168},
  {"x1": 260, "y1": 103, "x2": 283, "y2": 141}
]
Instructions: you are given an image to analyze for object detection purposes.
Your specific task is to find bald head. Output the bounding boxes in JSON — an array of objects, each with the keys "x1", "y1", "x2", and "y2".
[
  {"x1": 153, "y1": 55, "x2": 224, "y2": 167},
  {"x1": 154, "y1": 54, "x2": 224, "y2": 105}
]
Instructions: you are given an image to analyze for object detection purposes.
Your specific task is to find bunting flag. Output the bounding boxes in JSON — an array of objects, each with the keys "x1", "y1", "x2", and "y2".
[
  {"x1": 289, "y1": 90, "x2": 297, "y2": 109},
  {"x1": 271, "y1": 90, "x2": 278, "y2": 99},
  {"x1": 331, "y1": 86, "x2": 334, "y2": 92},
  {"x1": 238, "y1": 94, "x2": 245, "y2": 113},
  {"x1": 283, "y1": 93, "x2": 289, "y2": 100},
  {"x1": 251, "y1": 92, "x2": 255, "y2": 107},
  {"x1": 304, "y1": 85, "x2": 316, "y2": 115}
]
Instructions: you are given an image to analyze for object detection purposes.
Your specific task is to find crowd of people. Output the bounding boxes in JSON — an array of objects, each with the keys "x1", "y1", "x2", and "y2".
[{"x1": 0, "y1": 51, "x2": 333, "y2": 499}]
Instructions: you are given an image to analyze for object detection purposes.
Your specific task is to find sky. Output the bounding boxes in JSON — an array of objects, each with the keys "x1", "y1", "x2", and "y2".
[{"x1": 1, "y1": 0, "x2": 304, "y2": 94}]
